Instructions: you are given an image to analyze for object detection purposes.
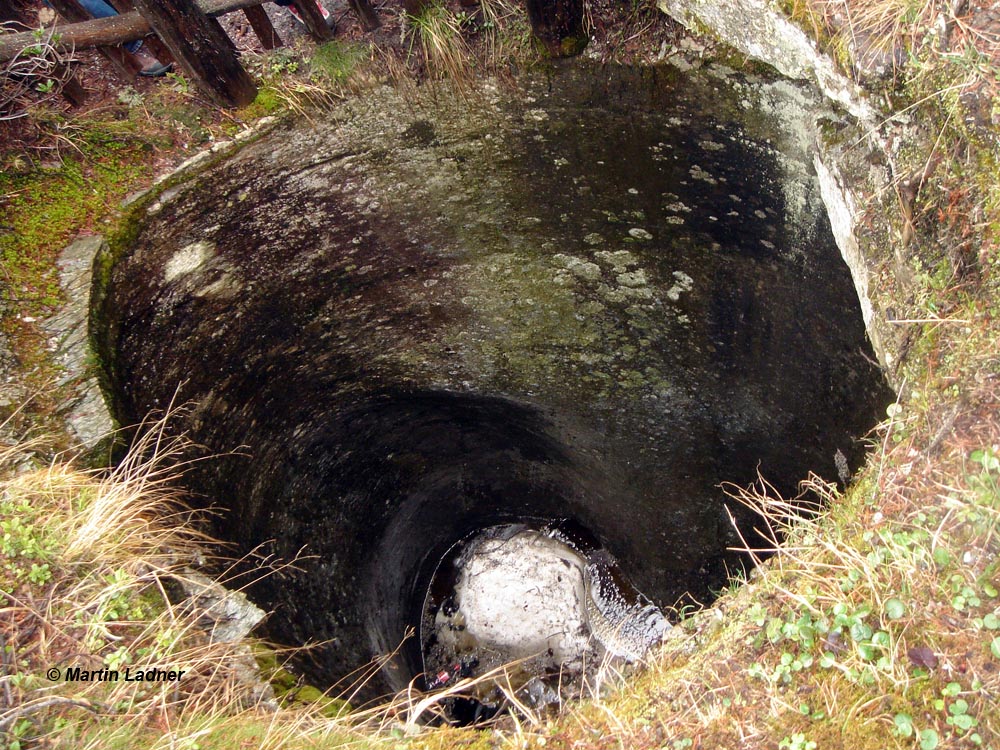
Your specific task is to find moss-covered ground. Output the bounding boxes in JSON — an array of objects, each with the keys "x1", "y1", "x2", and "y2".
[{"x1": 2, "y1": 2, "x2": 1000, "y2": 749}]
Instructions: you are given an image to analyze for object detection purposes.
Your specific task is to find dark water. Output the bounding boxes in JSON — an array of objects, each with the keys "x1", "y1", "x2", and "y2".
[{"x1": 94, "y1": 61, "x2": 893, "y2": 699}]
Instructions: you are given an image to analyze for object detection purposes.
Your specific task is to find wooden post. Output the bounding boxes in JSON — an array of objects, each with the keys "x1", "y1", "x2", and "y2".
[
  {"x1": 243, "y1": 6, "x2": 282, "y2": 49},
  {"x1": 58, "y1": 71, "x2": 88, "y2": 106},
  {"x1": 106, "y1": 0, "x2": 175, "y2": 63},
  {"x1": 523, "y1": 0, "x2": 588, "y2": 57},
  {"x1": 289, "y1": 0, "x2": 333, "y2": 42},
  {"x1": 47, "y1": 0, "x2": 141, "y2": 78},
  {"x1": 131, "y1": 0, "x2": 257, "y2": 108},
  {"x1": 348, "y1": 0, "x2": 381, "y2": 32}
]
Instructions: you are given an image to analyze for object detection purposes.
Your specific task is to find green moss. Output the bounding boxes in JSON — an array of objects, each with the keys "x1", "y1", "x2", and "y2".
[
  {"x1": 559, "y1": 34, "x2": 590, "y2": 57},
  {"x1": 288, "y1": 685, "x2": 351, "y2": 718},
  {"x1": 242, "y1": 85, "x2": 284, "y2": 118},
  {"x1": 0, "y1": 147, "x2": 150, "y2": 315},
  {"x1": 252, "y1": 643, "x2": 298, "y2": 693},
  {"x1": 253, "y1": 645, "x2": 350, "y2": 718}
]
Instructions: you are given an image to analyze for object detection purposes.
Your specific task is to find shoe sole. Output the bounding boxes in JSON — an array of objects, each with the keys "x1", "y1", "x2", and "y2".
[{"x1": 139, "y1": 62, "x2": 174, "y2": 78}]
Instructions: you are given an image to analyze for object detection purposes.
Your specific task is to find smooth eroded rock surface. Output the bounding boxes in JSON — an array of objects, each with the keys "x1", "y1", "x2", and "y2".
[{"x1": 94, "y1": 62, "x2": 892, "y2": 696}]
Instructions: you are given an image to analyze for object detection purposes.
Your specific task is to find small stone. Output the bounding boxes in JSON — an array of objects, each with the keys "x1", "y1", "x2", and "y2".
[
  {"x1": 628, "y1": 228, "x2": 653, "y2": 241},
  {"x1": 583, "y1": 232, "x2": 604, "y2": 245}
]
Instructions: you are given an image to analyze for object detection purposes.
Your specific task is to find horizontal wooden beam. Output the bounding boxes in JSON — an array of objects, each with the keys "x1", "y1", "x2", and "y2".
[
  {"x1": 0, "y1": 0, "x2": 265, "y2": 62},
  {"x1": 48, "y1": 0, "x2": 140, "y2": 79}
]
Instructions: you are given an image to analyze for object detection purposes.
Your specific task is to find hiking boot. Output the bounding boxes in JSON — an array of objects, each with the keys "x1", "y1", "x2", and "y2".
[{"x1": 134, "y1": 46, "x2": 173, "y2": 78}]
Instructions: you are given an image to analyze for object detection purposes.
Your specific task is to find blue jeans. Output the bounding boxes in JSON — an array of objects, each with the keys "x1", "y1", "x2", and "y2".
[{"x1": 47, "y1": 0, "x2": 143, "y2": 53}]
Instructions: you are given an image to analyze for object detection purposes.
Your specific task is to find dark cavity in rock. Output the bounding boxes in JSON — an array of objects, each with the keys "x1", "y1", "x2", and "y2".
[{"x1": 93, "y1": 61, "x2": 894, "y2": 702}]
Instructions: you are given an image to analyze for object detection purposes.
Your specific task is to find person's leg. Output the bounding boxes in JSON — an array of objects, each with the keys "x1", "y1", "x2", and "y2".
[
  {"x1": 75, "y1": 0, "x2": 117, "y2": 19},
  {"x1": 45, "y1": 0, "x2": 144, "y2": 53}
]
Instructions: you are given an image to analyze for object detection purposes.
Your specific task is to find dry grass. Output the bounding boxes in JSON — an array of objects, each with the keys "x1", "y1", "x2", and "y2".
[
  {"x1": 537, "y1": 399, "x2": 1000, "y2": 749},
  {"x1": 0, "y1": 417, "x2": 374, "y2": 750},
  {"x1": 0, "y1": 22, "x2": 78, "y2": 123},
  {"x1": 406, "y1": 2, "x2": 474, "y2": 84},
  {"x1": 0, "y1": 414, "x2": 594, "y2": 749}
]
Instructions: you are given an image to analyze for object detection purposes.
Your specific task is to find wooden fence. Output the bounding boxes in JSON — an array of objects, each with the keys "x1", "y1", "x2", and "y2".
[
  {"x1": 2, "y1": 0, "x2": 590, "y2": 110},
  {"x1": 0, "y1": 0, "x2": 381, "y2": 107}
]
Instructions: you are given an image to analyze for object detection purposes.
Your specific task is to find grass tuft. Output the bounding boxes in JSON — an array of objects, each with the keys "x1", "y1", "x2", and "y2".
[
  {"x1": 0, "y1": 415, "x2": 370, "y2": 749},
  {"x1": 407, "y1": 1, "x2": 475, "y2": 84}
]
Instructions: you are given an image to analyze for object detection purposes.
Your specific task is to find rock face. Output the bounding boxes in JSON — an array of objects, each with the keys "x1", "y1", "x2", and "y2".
[
  {"x1": 93, "y1": 62, "x2": 891, "y2": 697},
  {"x1": 655, "y1": 0, "x2": 913, "y2": 385},
  {"x1": 42, "y1": 236, "x2": 114, "y2": 450},
  {"x1": 657, "y1": 0, "x2": 874, "y2": 123}
]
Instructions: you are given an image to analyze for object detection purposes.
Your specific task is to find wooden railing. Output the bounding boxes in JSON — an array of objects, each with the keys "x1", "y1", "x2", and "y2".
[
  {"x1": 0, "y1": 0, "x2": 380, "y2": 107},
  {"x1": 2, "y1": 0, "x2": 589, "y2": 109}
]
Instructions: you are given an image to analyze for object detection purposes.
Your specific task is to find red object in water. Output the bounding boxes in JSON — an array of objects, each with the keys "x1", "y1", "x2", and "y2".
[
  {"x1": 428, "y1": 661, "x2": 474, "y2": 690},
  {"x1": 427, "y1": 670, "x2": 451, "y2": 689}
]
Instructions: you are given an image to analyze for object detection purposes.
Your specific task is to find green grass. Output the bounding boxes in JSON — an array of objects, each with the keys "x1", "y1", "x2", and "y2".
[{"x1": 310, "y1": 41, "x2": 369, "y2": 84}]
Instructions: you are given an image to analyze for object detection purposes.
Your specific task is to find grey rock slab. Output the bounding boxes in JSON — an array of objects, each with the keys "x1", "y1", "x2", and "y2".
[
  {"x1": 658, "y1": 0, "x2": 875, "y2": 123},
  {"x1": 42, "y1": 235, "x2": 114, "y2": 449}
]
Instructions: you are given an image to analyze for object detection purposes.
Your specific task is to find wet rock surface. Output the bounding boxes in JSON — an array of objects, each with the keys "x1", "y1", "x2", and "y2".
[{"x1": 94, "y1": 61, "x2": 892, "y2": 698}]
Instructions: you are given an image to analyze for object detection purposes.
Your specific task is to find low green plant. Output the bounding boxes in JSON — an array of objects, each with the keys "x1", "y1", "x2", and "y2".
[
  {"x1": 309, "y1": 40, "x2": 366, "y2": 84},
  {"x1": 778, "y1": 733, "x2": 816, "y2": 750},
  {"x1": 1, "y1": 494, "x2": 57, "y2": 591},
  {"x1": 166, "y1": 70, "x2": 190, "y2": 94},
  {"x1": 263, "y1": 48, "x2": 301, "y2": 76}
]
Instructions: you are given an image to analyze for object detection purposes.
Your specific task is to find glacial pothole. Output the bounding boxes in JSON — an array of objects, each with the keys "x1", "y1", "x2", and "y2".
[{"x1": 93, "y1": 60, "x2": 894, "y2": 706}]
